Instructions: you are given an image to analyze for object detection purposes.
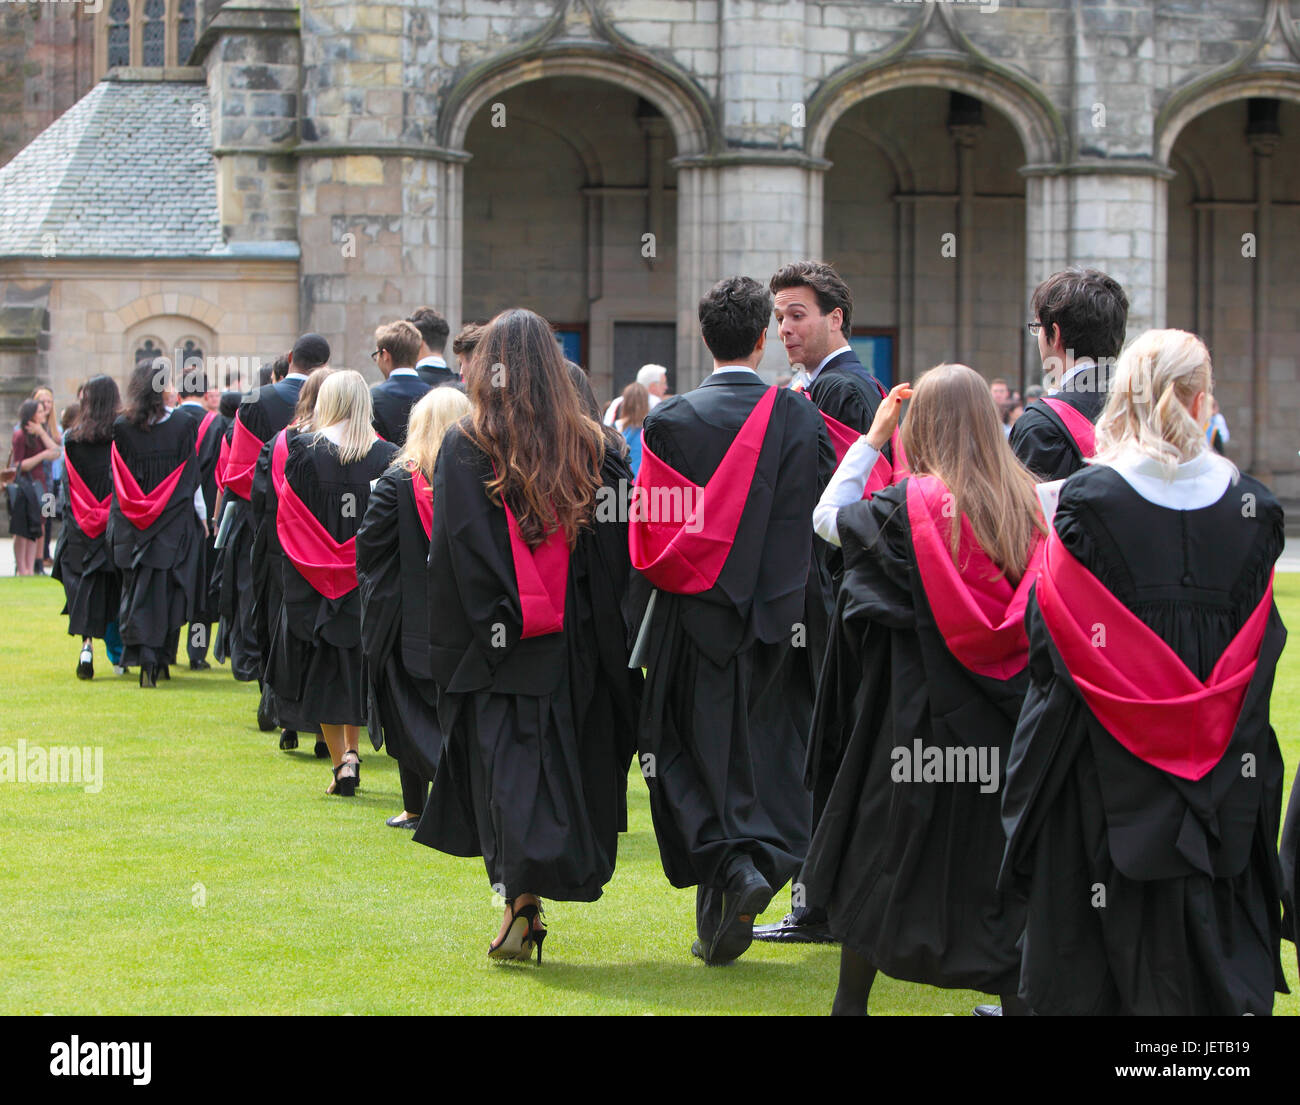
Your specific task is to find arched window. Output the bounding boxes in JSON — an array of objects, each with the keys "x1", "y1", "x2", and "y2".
[
  {"x1": 135, "y1": 338, "x2": 163, "y2": 367},
  {"x1": 142, "y1": 0, "x2": 166, "y2": 68},
  {"x1": 177, "y1": 0, "x2": 197, "y2": 64},
  {"x1": 107, "y1": 0, "x2": 132, "y2": 70}
]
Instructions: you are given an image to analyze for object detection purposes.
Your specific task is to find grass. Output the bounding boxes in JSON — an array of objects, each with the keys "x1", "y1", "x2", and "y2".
[{"x1": 1, "y1": 574, "x2": 1297, "y2": 1016}]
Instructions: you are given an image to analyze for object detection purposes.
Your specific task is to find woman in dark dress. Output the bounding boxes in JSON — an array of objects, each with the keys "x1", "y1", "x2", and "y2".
[
  {"x1": 8, "y1": 398, "x2": 58, "y2": 575},
  {"x1": 804, "y1": 364, "x2": 1045, "y2": 1016},
  {"x1": 357, "y1": 386, "x2": 471, "y2": 827},
  {"x1": 415, "y1": 308, "x2": 640, "y2": 963},
  {"x1": 53, "y1": 376, "x2": 122, "y2": 679},
  {"x1": 110, "y1": 362, "x2": 205, "y2": 687},
  {"x1": 263, "y1": 370, "x2": 397, "y2": 795},
  {"x1": 1000, "y1": 329, "x2": 1288, "y2": 1015}
]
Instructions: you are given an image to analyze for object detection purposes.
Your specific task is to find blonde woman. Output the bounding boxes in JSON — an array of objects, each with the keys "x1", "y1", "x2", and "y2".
[
  {"x1": 805, "y1": 363, "x2": 1046, "y2": 1016},
  {"x1": 1001, "y1": 329, "x2": 1288, "y2": 1014},
  {"x1": 357, "y1": 386, "x2": 471, "y2": 829},
  {"x1": 263, "y1": 370, "x2": 398, "y2": 795}
]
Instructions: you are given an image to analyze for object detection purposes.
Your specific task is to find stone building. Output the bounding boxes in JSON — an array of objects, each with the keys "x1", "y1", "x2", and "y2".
[{"x1": 1, "y1": 0, "x2": 1298, "y2": 500}]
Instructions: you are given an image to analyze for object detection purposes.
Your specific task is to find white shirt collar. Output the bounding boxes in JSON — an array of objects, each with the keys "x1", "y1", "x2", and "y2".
[
  {"x1": 711, "y1": 364, "x2": 761, "y2": 378},
  {"x1": 180, "y1": 398, "x2": 205, "y2": 407},
  {"x1": 389, "y1": 367, "x2": 418, "y2": 378},
  {"x1": 285, "y1": 372, "x2": 308, "y2": 382},
  {"x1": 1055, "y1": 358, "x2": 1096, "y2": 392},
  {"x1": 416, "y1": 355, "x2": 447, "y2": 369},
  {"x1": 1103, "y1": 444, "x2": 1234, "y2": 511},
  {"x1": 810, "y1": 345, "x2": 852, "y2": 384}
]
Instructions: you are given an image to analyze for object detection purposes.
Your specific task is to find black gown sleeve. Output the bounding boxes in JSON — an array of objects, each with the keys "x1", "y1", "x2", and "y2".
[{"x1": 356, "y1": 466, "x2": 404, "y2": 669}]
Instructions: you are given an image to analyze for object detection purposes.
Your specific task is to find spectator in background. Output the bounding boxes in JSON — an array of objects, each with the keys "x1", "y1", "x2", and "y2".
[
  {"x1": 616, "y1": 382, "x2": 649, "y2": 476},
  {"x1": 1207, "y1": 397, "x2": 1229, "y2": 454},
  {"x1": 1005, "y1": 398, "x2": 1025, "y2": 429},
  {"x1": 31, "y1": 386, "x2": 63, "y2": 569},
  {"x1": 604, "y1": 364, "x2": 669, "y2": 425},
  {"x1": 989, "y1": 377, "x2": 1012, "y2": 438},
  {"x1": 1024, "y1": 384, "x2": 1046, "y2": 405},
  {"x1": 8, "y1": 398, "x2": 58, "y2": 575}
]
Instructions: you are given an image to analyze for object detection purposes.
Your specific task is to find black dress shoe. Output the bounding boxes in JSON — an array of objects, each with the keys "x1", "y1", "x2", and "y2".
[
  {"x1": 76, "y1": 646, "x2": 94, "y2": 681},
  {"x1": 385, "y1": 814, "x2": 420, "y2": 829},
  {"x1": 973, "y1": 1005, "x2": 1003, "y2": 1016},
  {"x1": 278, "y1": 730, "x2": 298, "y2": 751},
  {"x1": 709, "y1": 866, "x2": 772, "y2": 965},
  {"x1": 752, "y1": 913, "x2": 838, "y2": 944},
  {"x1": 313, "y1": 740, "x2": 329, "y2": 759},
  {"x1": 189, "y1": 659, "x2": 211, "y2": 671}
]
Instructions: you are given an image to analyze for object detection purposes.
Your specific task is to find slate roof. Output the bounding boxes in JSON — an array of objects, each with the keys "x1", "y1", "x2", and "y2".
[{"x1": 0, "y1": 80, "x2": 238, "y2": 259}]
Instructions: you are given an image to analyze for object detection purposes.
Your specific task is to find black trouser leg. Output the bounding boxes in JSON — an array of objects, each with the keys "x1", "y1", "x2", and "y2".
[
  {"x1": 1000, "y1": 992, "x2": 1031, "y2": 1016},
  {"x1": 399, "y1": 766, "x2": 428, "y2": 816},
  {"x1": 831, "y1": 946, "x2": 877, "y2": 1016},
  {"x1": 187, "y1": 623, "x2": 211, "y2": 663}
]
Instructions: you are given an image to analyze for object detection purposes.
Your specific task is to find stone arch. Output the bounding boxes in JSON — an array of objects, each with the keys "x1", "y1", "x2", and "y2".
[
  {"x1": 806, "y1": 58, "x2": 1065, "y2": 168},
  {"x1": 439, "y1": 47, "x2": 716, "y2": 159},
  {"x1": 1155, "y1": 72, "x2": 1300, "y2": 167}
]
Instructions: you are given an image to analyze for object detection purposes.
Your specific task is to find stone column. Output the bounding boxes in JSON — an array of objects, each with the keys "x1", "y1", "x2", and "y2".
[
  {"x1": 1247, "y1": 127, "x2": 1277, "y2": 481},
  {"x1": 672, "y1": 154, "x2": 826, "y2": 388},
  {"x1": 1021, "y1": 164, "x2": 1169, "y2": 356},
  {"x1": 196, "y1": 1, "x2": 301, "y2": 245}
]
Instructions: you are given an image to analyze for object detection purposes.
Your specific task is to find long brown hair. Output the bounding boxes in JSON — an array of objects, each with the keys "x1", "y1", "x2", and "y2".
[
  {"x1": 900, "y1": 363, "x2": 1045, "y2": 582},
  {"x1": 619, "y1": 382, "x2": 650, "y2": 429},
  {"x1": 292, "y1": 366, "x2": 335, "y2": 431},
  {"x1": 465, "y1": 308, "x2": 605, "y2": 548}
]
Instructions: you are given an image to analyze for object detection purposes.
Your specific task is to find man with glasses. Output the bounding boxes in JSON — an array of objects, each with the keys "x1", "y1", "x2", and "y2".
[{"x1": 1013, "y1": 268, "x2": 1129, "y2": 481}]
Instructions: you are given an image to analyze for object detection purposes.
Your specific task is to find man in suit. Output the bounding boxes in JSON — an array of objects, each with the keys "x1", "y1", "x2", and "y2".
[
  {"x1": 1011, "y1": 267, "x2": 1129, "y2": 481},
  {"x1": 632, "y1": 276, "x2": 834, "y2": 965},
  {"x1": 408, "y1": 306, "x2": 463, "y2": 391},
  {"x1": 752, "y1": 259, "x2": 887, "y2": 946},
  {"x1": 370, "y1": 320, "x2": 430, "y2": 447}
]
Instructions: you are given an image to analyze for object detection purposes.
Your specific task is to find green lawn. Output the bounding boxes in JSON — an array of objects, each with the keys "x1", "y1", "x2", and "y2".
[{"x1": 2, "y1": 575, "x2": 1297, "y2": 1015}]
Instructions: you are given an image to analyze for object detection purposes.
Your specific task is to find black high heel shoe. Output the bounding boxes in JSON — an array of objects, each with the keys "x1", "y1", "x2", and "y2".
[
  {"x1": 329, "y1": 758, "x2": 357, "y2": 797},
  {"x1": 139, "y1": 664, "x2": 157, "y2": 689},
  {"x1": 342, "y1": 749, "x2": 360, "y2": 791},
  {"x1": 488, "y1": 900, "x2": 546, "y2": 963}
]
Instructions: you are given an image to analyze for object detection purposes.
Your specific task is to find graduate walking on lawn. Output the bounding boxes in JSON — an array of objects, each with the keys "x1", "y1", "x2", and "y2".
[
  {"x1": 53, "y1": 375, "x2": 123, "y2": 679},
  {"x1": 262, "y1": 371, "x2": 397, "y2": 795},
  {"x1": 109, "y1": 361, "x2": 205, "y2": 687},
  {"x1": 357, "y1": 385, "x2": 471, "y2": 830},
  {"x1": 630, "y1": 276, "x2": 834, "y2": 966},
  {"x1": 414, "y1": 307, "x2": 640, "y2": 964},
  {"x1": 1000, "y1": 329, "x2": 1289, "y2": 1015},
  {"x1": 803, "y1": 363, "x2": 1044, "y2": 1015}
]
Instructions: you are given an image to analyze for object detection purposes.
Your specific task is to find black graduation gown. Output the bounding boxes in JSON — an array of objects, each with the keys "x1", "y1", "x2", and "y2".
[
  {"x1": 212, "y1": 419, "x2": 235, "y2": 664},
  {"x1": 635, "y1": 374, "x2": 834, "y2": 894},
  {"x1": 263, "y1": 433, "x2": 397, "y2": 733},
  {"x1": 355, "y1": 464, "x2": 443, "y2": 781},
  {"x1": 799, "y1": 481, "x2": 1027, "y2": 993},
  {"x1": 1282, "y1": 768, "x2": 1300, "y2": 971},
  {"x1": 172, "y1": 402, "x2": 223, "y2": 626},
  {"x1": 108, "y1": 414, "x2": 202, "y2": 667},
  {"x1": 1000, "y1": 466, "x2": 1288, "y2": 1015},
  {"x1": 1009, "y1": 372, "x2": 1106, "y2": 481},
  {"x1": 52, "y1": 437, "x2": 120, "y2": 639},
  {"x1": 804, "y1": 349, "x2": 887, "y2": 806},
  {"x1": 218, "y1": 380, "x2": 302, "y2": 681},
  {"x1": 414, "y1": 424, "x2": 640, "y2": 902}
]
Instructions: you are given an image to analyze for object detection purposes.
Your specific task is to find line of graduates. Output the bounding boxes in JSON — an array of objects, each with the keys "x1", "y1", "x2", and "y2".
[{"x1": 52, "y1": 261, "x2": 1298, "y2": 1013}]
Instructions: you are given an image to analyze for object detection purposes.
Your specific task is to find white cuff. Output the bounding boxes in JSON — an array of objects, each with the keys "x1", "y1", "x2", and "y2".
[{"x1": 812, "y1": 437, "x2": 880, "y2": 547}]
